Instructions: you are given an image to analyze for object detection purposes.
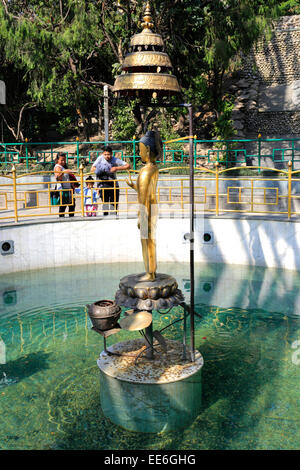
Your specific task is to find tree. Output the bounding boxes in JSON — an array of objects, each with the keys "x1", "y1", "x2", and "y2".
[
  {"x1": 0, "y1": 0, "x2": 116, "y2": 140},
  {"x1": 0, "y1": 0, "x2": 288, "y2": 142},
  {"x1": 0, "y1": 49, "x2": 37, "y2": 142},
  {"x1": 147, "y1": 1, "x2": 279, "y2": 105},
  {"x1": 110, "y1": 0, "x2": 281, "y2": 137}
]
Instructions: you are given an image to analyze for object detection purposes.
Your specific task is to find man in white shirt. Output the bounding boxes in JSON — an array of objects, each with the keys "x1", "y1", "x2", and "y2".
[{"x1": 91, "y1": 146, "x2": 130, "y2": 215}]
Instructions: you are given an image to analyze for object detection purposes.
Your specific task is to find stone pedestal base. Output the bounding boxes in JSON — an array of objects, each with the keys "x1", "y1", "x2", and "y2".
[
  {"x1": 97, "y1": 338, "x2": 203, "y2": 433},
  {"x1": 115, "y1": 273, "x2": 184, "y2": 311}
]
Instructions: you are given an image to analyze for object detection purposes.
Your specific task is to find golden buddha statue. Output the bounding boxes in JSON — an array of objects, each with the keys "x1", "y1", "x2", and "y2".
[{"x1": 126, "y1": 130, "x2": 162, "y2": 281}]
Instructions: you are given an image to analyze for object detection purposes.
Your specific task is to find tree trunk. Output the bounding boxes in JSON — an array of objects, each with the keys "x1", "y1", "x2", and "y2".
[
  {"x1": 132, "y1": 103, "x2": 143, "y2": 137},
  {"x1": 82, "y1": 119, "x2": 90, "y2": 141}
]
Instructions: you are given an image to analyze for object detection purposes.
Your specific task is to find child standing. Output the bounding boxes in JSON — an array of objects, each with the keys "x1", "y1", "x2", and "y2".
[{"x1": 75, "y1": 176, "x2": 99, "y2": 217}]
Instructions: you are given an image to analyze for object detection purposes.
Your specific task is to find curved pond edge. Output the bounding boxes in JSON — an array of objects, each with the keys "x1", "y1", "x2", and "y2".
[{"x1": 1, "y1": 214, "x2": 300, "y2": 274}]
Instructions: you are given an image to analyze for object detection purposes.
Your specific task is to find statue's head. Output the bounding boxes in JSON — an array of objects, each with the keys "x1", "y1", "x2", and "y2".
[{"x1": 139, "y1": 130, "x2": 162, "y2": 163}]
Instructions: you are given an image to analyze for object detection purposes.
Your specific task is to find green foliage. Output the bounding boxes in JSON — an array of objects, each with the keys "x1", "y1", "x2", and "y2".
[
  {"x1": 0, "y1": 0, "x2": 292, "y2": 143},
  {"x1": 212, "y1": 96, "x2": 236, "y2": 141},
  {"x1": 111, "y1": 101, "x2": 137, "y2": 141},
  {"x1": 182, "y1": 76, "x2": 211, "y2": 108},
  {"x1": 155, "y1": 111, "x2": 181, "y2": 144},
  {"x1": 278, "y1": 0, "x2": 300, "y2": 14},
  {"x1": 0, "y1": 162, "x2": 9, "y2": 174},
  {"x1": 0, "y1": 0, "x2": 116, "y2": 140},
  {"x1": 56, "y1": 115, "x2": 74, "y2": 135}
]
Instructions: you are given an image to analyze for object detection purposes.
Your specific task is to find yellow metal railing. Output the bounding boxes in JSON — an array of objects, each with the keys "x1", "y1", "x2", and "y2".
[{"x1": 1, "y1": 162, "x2": 300, "y2": 223}]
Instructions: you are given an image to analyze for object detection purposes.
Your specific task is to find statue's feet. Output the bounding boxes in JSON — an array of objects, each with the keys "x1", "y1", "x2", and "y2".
[{"x1": 139, "y1": 272, "x2": 156, "y2": 282}]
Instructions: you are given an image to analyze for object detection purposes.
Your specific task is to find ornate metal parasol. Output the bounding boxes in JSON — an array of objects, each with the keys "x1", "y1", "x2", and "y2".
[{"x1": 113, "y1": 1, "x2": 181, "y2": 102}]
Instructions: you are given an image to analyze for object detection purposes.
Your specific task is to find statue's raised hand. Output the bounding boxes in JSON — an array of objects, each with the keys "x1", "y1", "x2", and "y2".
[{"x1": 126, "y1": 171, "x2": 136, "y2": 191}]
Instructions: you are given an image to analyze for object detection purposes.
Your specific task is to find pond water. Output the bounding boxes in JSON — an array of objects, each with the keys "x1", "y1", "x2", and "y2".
[{"x1": 0, "y1": 261, "x2": 299, "y2": 450}]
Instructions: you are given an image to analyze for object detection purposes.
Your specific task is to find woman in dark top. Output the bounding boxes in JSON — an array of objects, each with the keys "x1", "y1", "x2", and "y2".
[{"x1": 54, "y1": 153, "x2": 76, "y2": 217}]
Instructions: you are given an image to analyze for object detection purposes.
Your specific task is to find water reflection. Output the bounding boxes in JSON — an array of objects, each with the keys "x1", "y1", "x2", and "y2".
[{"x1": 1, "y1": 262, "x2": 300, "y2": 321}]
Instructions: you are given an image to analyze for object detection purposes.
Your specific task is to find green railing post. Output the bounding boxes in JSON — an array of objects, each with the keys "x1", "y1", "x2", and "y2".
[
  {"x1": 25, "y1": 139, "x2": 29, "y2": 169},
  {"x1": 133, "y1": 136, "x2": 136, "y2": 170},
  {"x1": 226, "y1": 140, "x2": 229, "y2": 168},
  {"x1": 76, "y1": 138, "x2": 80, "y2": 168},
  {"x1": 258, "y1": 134, "x2": 262, "y2": 174}
]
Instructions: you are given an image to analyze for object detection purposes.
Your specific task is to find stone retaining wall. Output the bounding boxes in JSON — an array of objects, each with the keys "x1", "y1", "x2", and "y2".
[
  {"x1": 244, "y1": 110, "x2": 300, "y2": 136},
  {"x1": 242, "y1": 16, "x2": 300, "y2": 85},
  {"x1": 232, "y1": 16, "x2": 300, "y2": 138}
]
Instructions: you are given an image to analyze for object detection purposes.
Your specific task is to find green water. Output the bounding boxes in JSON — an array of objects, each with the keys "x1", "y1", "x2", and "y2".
[{"x1": 0, "y1": 262, "x2": 299, "y2": 450}]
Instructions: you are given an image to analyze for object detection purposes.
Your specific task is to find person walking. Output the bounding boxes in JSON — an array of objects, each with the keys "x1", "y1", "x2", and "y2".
[{"x1": 91, "y1": 146, "x2": 130, "y2": 216}]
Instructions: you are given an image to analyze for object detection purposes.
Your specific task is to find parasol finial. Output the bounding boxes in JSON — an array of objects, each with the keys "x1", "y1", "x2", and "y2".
[{"x1": 141, "y1": 1, "x2": 154, "y2": 32}]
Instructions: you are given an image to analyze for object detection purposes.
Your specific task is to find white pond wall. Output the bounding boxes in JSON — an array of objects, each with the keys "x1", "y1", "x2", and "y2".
[{"x1": 1, "y1": 215, "x2": 300, "y2": 274}]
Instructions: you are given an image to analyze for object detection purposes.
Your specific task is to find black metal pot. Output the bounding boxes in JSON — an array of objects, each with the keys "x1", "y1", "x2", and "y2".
[{"x1": 87, "y1": 300, "x2": 121, "y2": 331}]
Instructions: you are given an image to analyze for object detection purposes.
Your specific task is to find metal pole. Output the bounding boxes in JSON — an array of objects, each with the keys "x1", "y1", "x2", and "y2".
[
  {"x1": 12, "y1": 164, "x2": 18, "y2": 222},
  {"x1": 182, "y1": 303, "x2": 187, "y2": 361},
  {"x1": 258, "y1": 137, "x2": 261, "y2": 174},
  {"x1": 80, "y1": 163, "x2": 85, "y2": 217},
  {"x1": 104, "y1": 85, "x2": 109, "y2": 143},
  {"x1": 188, "y1": 105, "x2": 195, "y2": 362},
  {"x1": 215, "y1": 161, "x2": 219, "y2": 216},
  {"x1": 0, "y1": 80, "x2": 6, "y2": 105},
  {"x1": 145, "y1": 312, "x2": 154, "y2": 360},
  {"x1": 288, "y1": 160, "x2": 292, "y2": 219}
]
